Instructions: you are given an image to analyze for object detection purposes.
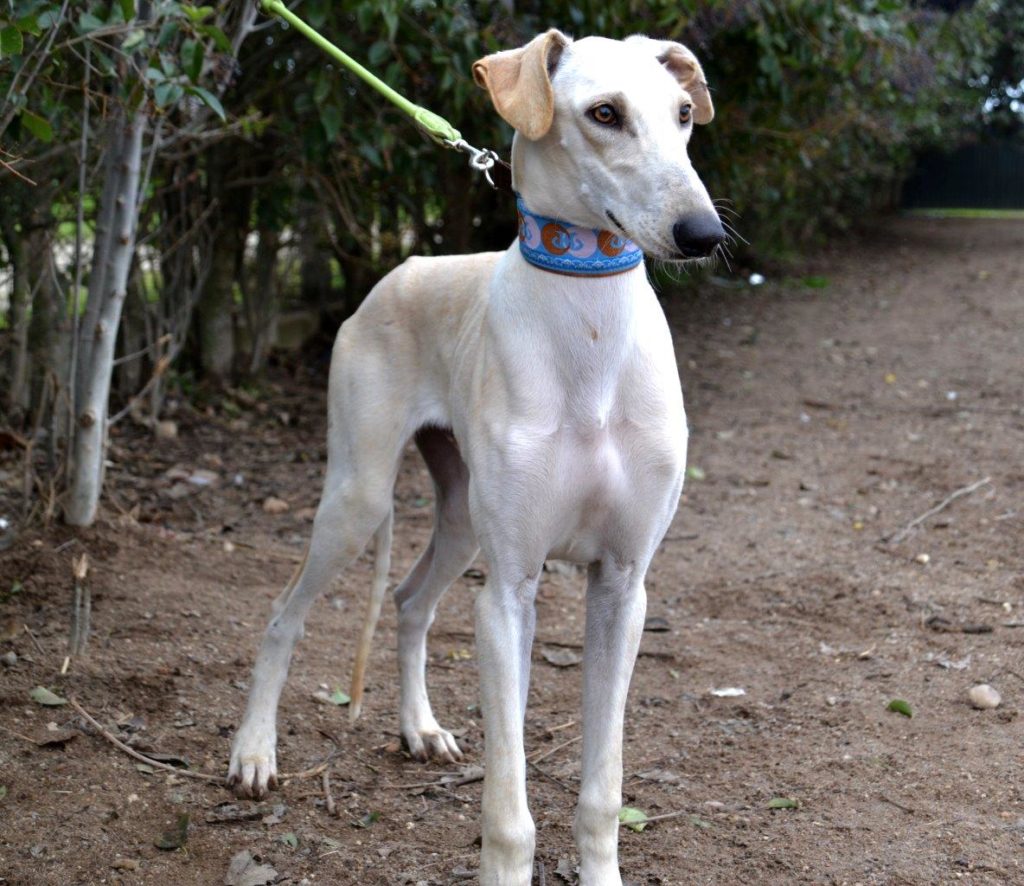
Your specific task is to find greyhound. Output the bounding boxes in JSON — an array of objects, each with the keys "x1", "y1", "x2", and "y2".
[{"x1": 228, "y1": 29, "x2": 723, "y2": 885}]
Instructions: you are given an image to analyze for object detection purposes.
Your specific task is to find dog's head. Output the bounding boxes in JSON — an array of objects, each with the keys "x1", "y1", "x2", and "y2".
[{"x1": 473, "y1": 31, "x2": 725, "y2": 262}]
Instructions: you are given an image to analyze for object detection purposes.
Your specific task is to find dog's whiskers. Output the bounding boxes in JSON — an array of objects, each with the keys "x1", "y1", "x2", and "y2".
[{"x1": 720, "y1": 219, "x2": 749, "y2": 246}]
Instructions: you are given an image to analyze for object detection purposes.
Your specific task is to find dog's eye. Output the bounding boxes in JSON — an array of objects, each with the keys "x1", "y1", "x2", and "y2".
[
  {"x1": 590, "y1": 104, "x2": 618, "y2": 126},
  {"x1": 679, "y1": 104, "x2": 692, "y2": 125}
]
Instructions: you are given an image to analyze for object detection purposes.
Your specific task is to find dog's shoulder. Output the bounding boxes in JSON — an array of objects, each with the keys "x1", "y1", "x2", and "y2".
[{"x1": 373, "y1": 251, "x2": 504, "y2": 306}]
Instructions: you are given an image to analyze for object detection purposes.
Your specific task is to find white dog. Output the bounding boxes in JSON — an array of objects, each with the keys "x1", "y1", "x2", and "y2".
[{"x1": 229, "y1": 29, "x2": 723, "y2": 885}]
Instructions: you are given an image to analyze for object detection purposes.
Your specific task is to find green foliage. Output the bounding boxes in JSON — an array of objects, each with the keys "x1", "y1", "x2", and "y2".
[
  {"x1": 0, "y1": 0, "x2": 1009, "y2": 341},
  {"x1": 681, "y1": 0, "x2": 1000, "y2": 249},
  {"x1": 974, "y1": 0, "x2": 1024, "y2": 137},
  {"x1": 232, "y1": 0, "x2": 999, "y2": 267}
]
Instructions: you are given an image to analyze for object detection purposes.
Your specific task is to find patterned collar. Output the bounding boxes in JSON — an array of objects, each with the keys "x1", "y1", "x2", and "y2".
[{"x1": 516, "y1": 196, "x2": 643, "y2": 277}]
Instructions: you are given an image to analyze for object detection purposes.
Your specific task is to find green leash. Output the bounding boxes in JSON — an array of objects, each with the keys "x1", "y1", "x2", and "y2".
[{"x1": 258, "y1": 0, "x2": 504, "y2": 186}]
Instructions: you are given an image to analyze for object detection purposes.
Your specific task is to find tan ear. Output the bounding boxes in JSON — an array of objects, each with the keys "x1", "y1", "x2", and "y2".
[
  {"x1": 631, "y1": 38, "x2": 713, "y2": 124},
  {"x1": 472, "y1": 29, "x2": 571, "y2": 140}
]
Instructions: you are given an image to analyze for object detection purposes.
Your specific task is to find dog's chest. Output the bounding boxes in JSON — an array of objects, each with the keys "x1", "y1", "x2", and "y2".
[{"x1": 545, "y1": 405, "x2": 684, "y2": 563}]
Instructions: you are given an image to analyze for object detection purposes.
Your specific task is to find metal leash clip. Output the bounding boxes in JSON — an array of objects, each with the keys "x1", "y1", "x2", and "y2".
[{"x1": 446, "y1": 138, "x2": 501, "y2": 188}]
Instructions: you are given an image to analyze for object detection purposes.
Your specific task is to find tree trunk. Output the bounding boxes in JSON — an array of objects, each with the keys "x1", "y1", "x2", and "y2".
[
  {"x1": 196, "y1": 145, "x2": 252, "y2": 382},
  {"x1": 197, "y1": 231, "x2": 237, "y2": 380},
  {"x1": 298, "y1": 205, "x2": 333, "y2": 317},
  {"x1": 66, "y1": 109, "x2": 147, "y2": 526},
  {"x1": 247, "y1": 225, "x2": 280, "y2": 375},
  {"x1": 25, "y1": 224, "x2": 65, "y2": 455},
  {"x1": 75, "y1": 123, "x2": 124, "y2": 411},
  {"x1": 116, "y1": 266, "x2": 146, "y2": 400},
  {"x1": 1, "y1": 216, "x2": 32, "y2": 416}
]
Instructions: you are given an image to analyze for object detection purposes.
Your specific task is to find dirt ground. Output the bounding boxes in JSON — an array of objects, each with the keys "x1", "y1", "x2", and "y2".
[{"x1": 1, "y1": 217, "x2": 1022, "y2": 886}]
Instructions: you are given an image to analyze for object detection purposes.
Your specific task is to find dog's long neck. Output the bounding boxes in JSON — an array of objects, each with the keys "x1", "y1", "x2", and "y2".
[{"x1": 489, "y1": 246, "x2": 649, "y2": 428}]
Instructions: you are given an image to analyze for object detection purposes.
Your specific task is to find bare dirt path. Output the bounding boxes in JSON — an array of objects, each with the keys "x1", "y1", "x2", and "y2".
[{"x1": 1, "y1": 218, "x2": 1022, "y2": 885}]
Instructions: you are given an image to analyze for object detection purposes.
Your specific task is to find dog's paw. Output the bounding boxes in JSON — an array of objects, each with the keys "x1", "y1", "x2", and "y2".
[
  {"x1": 227, "y1": 723, "x2": 278, "y2": 799},
  {"x1": 402, "y1": 723, "x2": 463, "y2": 764}
]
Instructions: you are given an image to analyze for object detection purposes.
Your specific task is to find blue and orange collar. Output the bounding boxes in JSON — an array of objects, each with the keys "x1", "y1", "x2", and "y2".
[{"x1": 516, "y1": 197, "x2": 643, "y2": 277}]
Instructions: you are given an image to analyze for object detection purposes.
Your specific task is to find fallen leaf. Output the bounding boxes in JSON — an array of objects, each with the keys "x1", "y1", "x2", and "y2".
[
  {"x1": 30, "y1": 687, "x2": 67, "y2": 707},
  {"x1": 154, "y1": 813, "x2": 189, "y2": 850},
  {"x1": 262, "y1": 803, "x2": 287, "y2": 825},
  {"x1": 636, "y1": 768, "x2": 682, "y2": 785},
  {"x1": 685, "y1": 465, "x2": 706, "y2": 481},
  {"x1": 188, "y1": 469, "x2": 219, "y2": 487},
  {"x1": 224, "y1": 849, "x2": 279, "y2": 886},
  {"x1": 542, "y1": 647, "x2": 582, "y2": 668},
  {"x1": 618, "y1": 806, "x2": 648, "y2": 832},
  {"x1": 312, "y1": 687, "x2": 350, "y2": 706},
  {"x1": 352, "y1": 811, "x2": 380, "y2": 829},
  {"x1": 0, "y1": 786, "x2": 7, "y2": 801},
  {"x1": 36, "y1": 728, "x2": 78, "y2": 747},
  {"x1": 642, "y1": 616, "x2": 670, "y2": 633},
  {"x1": 205, "y1": 802, "x2": 274, "y2": 824},
  {"x1": 887, "y1": 699, "x2": 913, "y2": 718},
  {"x1": 110, "y1": 858, "x2": 140, "y2": 871},
  {"x1": 554, "y1": 857, "x2": 577, "y2": 883},
  {"x1": 768, "y1": 797, "x2": 800, "y2": 809},
  {"x1": 933, "y1": 653, "x2": 971, "y2": 671},
  {"x1": 276, "y1": 832, "x2": 298, "y2": 849},
  {"x1": 262, "y1": 497, "x2": 289, "y2": 515},
  {"x1": 442, "y1": 765, "x2": 485, "y2": 787}
]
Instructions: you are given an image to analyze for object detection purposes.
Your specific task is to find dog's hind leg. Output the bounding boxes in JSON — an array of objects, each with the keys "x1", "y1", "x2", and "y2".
[
  {"x1": 228, "y1": 332, "x2": 409, "y2": 800},
  {"x1": 392, "y1": 426, "x2": 478, "y2": 762}
]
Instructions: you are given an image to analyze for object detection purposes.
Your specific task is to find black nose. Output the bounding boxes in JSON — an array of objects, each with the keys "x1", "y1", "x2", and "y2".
[{"x1": 672, "y1": 215, "x2": 726, "y2": 258}]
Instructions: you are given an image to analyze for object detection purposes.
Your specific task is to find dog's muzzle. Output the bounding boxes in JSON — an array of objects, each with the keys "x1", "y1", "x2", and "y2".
[{"x1": 672, "y1": 214, "x2": 726, "y2": 259}]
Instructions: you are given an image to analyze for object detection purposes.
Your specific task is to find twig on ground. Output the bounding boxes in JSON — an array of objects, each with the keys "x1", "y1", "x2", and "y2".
[
  {"x1": 71, "y1": 697, "x2": 334, "y2": 786},
  {"x1": 69, "y1": 553, "x2": 90, "y2": 656},
  {"x1": 0, "y1": 723, "x2": 42, "y2": 745},
  {"x1": 204, "y1": 534, "x2": 305, "y2": 563},
  {"x1": 879, "y1": 794, "x2": 915, "y2": 814},
  {"x1": 70, "y1": 698, "x2": 228, "y2": 784},
  {"x1": 529, "y1": 734, "x2": 581, "y2": 765},
  {"x1": 619, "y1": 808, "x2": 694, "y2": 827},
  {"x1": 884, "y1": 477, "x2": 991, "y2": 544},
  {"x1": 24, "y1": 625, "x2": 45, "y2": 656},
  {"x1": 281, "y1": 759, "x2": 334, "y2": 782},
  {"x1": 388, "y1": 767, "x2": 485, "y2": 791},
  {"x1": 322, "y1": 769, "x2": 337, "y2": 816},
  {"x1": 528, "y1": 759, "x2": 572, "y2": 793}
]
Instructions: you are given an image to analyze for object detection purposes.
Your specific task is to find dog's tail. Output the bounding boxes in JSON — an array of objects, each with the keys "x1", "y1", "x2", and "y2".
[{"x1": 349, "y1": 506, "x2": 393, "y2": 722}]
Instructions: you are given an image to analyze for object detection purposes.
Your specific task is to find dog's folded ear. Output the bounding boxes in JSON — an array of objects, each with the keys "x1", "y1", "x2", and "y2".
[
  {"x1": 472, "y1": 29, "x2": 571, "y2": 141},
  {"x1": 629, "y1": 37, "x2": 714, "y2": 125}
]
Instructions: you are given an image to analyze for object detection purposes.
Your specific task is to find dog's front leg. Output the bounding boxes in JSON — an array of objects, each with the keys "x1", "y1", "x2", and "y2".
[
  {"x1": 576, "y1": 559, "x2": 647, "y2": 886},
  {"x1": 476, "y1": 565, "x2": 541, "y2": 886}
]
